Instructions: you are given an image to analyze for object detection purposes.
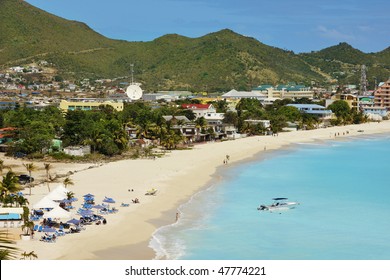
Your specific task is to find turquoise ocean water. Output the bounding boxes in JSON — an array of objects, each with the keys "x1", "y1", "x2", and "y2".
[{"x1": 150, "y1": 134, "x2": 390, "y2": 260}]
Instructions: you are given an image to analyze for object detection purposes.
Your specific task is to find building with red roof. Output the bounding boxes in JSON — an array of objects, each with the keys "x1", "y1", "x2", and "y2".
[{"x1": 181, "y1": 104, "x2": 216, "y2": 118}]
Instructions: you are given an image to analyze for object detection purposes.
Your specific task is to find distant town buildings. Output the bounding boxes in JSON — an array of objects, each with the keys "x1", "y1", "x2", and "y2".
[
  {"x1": 252, "y1": 84, "x2": 314, "y2": 100},
  {"x1": 374, "y1": 79, "x2": 390, "y2": 109},
  {"x1": 221, "y1": 84, "x2": 315, "y2": 105},
  {"x1": 1, "y1": 62, "x2": 389, "y2": 123},
  {"x1": 287, "y1": 104, "x2": 333, "y2": 119},
  {"x1": 221, "y1": 89, "x2": 267, "y2": 100},
  {"x1": 59, "y1": 99, "x2": 124, "y2": 112}
]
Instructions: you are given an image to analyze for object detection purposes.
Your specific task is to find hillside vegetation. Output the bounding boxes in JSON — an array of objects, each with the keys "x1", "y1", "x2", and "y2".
[{"x1": 1, "y1": 0, "x2": 389, "y2": 91}]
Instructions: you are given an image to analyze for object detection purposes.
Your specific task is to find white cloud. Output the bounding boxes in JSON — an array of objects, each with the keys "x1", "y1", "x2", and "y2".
[{"x1": 317, "y1": 25, "x2": 355, "y2": 41}]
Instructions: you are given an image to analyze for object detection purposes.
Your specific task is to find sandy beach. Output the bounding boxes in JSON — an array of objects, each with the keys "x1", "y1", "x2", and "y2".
[{"x1": 7, "y1": 120, "x2": 390, "y2": 260}]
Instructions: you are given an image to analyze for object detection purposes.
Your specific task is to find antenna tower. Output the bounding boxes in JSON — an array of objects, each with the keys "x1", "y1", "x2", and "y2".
[
  {"x1": 360, "y1": 65, "x2": 367, "y2": 95},
  {"x1": 130, "y1": 63, "x2": 134, "y2": 85}
]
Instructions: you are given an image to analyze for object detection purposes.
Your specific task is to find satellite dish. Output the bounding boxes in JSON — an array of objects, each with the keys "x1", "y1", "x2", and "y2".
[{"x1": 126, "y1": 84, "x2": 143, "y2": 100}]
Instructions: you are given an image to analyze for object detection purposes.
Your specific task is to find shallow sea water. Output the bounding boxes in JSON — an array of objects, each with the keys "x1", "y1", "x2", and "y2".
[{"x1": 150, "y1": 134, "x2": 390, "y2": 260}]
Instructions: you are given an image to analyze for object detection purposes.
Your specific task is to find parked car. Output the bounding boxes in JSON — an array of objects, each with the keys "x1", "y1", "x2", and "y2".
[
  {"x1": 14, "y1": 152, "x2": 27, "y2": 158},
  {"x1": 17, "y1": 174, "x2": 34, "y2": 184}
]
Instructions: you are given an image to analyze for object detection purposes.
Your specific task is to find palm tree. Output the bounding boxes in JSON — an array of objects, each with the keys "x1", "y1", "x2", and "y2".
[
  {"x1": 43, "y1": 163, "x2": 51, "y2": 181},
  {"x1": 0, "y1": 171, "x2": 20, "y2": 199},
  {"x1": 0, "y1": 159, "x2": 4, "y2": 176},
  {"x1": 21, "y1": 221, "x2": 34, "y2": 237},
  {"x1": 136, "y1": 121, "x2": 151, "y2": 139},
  {"x1": 43, "y1": 163, "x2": 52, "y2": 192},
  {"x1": 66, "y1": 191, "x2": 75, "y2": 200},
  {"x1": 63, "y1": 177, "x2": 74, "y2": 189},
  {"x1": 27, "y1": 251, "x2": 38, "y2": 260},
  {"x1": 195, "y1": 117, "x2": 207, "y2": 142},
  {"x1": 20, "y1": 250, "x2": 38, "y2": 260},
  {"x1": 15, "y1": 195, "x2": 29, "y2": 207},
  {"x1": 23, "y1": 163, "x2": 36, "y2": 196},
  {"x1": 113, "y1": 130, "x2": 129, "y2": 151},
  {"x1": 20, "y1": 251, "x2": 29, "y2": 260},
  {"x1": 23, "y1": 163, "x2": 36, "y2": 180},
  {"x1": 84, "y1": 129, "x2": 105, "y2": 153},
  {"x1": 0, "y1": 230, "x2": 19, "y2": 260}
]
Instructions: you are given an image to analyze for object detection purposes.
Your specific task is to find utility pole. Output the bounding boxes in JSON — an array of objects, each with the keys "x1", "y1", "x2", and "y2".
[
  {"x1": 360, "y1": 65, "x2": 367, "y2": 95},
  {"x1": 130, "y1": 63, "x2": 134, "y2": 85}
]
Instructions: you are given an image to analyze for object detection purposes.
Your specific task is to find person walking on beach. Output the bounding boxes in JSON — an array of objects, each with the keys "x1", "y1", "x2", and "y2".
[{"x1": 176, "y1": 212, "x2": 180, "y2": 222}]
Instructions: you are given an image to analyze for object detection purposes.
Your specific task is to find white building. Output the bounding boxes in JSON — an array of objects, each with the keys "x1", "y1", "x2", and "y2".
[{"x1": 221, "y1": 89, "x2": 267, "y2": 100}]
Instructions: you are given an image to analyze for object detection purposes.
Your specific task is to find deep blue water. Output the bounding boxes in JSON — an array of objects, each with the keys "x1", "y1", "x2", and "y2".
[{"x1": 150, "y1": 134, "x2": 390, "y2": 260}]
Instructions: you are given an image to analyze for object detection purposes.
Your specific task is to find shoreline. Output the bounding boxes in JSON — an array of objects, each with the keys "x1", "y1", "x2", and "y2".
[{"x1": 13, "y1": 121, "x2": 390, "y2": 260}]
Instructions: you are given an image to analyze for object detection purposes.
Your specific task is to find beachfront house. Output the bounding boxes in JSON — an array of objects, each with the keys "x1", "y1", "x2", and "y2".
[
  {"x1": 362, "y1": 107, "x2": 388, "y2": 120},
  {"x1": 181, "y1": 104, "x2": 216, "y2": 119},
  {"x1": 63, "y1": 145, "x2": 91, "y2": 156},
  {"x1": 204, "y1": 112, "x2": 225, "y2": 138},
  {"x1": 180, "y1": 104, "x2": 227, "y2": 140},
  {"x1": 287, "y1": 104, "x2": 333, "y2": 119},
  {"x1": 163, "y1": 115, "x2": 197, "y2": 142},
  {"x1": 224, "y1": 125, "x2": 240, "y2": 139}
]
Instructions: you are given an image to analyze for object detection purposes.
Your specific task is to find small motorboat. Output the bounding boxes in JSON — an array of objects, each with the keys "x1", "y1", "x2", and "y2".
[{"x1": 257, "y1": 198, "x2": 299, "y2": 212}]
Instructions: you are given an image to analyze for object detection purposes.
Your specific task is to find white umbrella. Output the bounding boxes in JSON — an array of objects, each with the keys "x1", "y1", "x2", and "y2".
[
  {"x1": 46, "y1": 184, "x2": 68, "y2": 201},
  {"x1": 33, "y1": 197, "x2": 58, "y2": 209},
  {"x1": 42, "y1": 206, "x2": 72, "y2": 219}
]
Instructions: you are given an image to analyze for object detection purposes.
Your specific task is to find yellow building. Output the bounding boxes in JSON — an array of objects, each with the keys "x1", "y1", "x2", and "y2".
[{"x1": 59, "y1": 99, "x2": 124, "y2": 112}]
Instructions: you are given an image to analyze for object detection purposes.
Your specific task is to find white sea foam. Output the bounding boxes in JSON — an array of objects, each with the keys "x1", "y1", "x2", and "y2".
[{"x1": 149, "y1": 184, "x2": 219, "y2": 259}]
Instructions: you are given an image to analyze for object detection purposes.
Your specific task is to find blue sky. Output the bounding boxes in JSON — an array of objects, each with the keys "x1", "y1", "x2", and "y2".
[{"x1": 26, "y1": 0, "x2": 389, "y2": 53}]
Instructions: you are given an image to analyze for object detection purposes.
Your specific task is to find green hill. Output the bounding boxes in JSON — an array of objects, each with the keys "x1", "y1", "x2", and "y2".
[
  {"x1": 299, "y1": 43, "x2": 390, "y2": 86},
  {"x1": 0, "y1": 0, "x2": 115, "y2": 60},
  {"x1": 1, "y1": 0, "x2": 389, "y2": 91}
]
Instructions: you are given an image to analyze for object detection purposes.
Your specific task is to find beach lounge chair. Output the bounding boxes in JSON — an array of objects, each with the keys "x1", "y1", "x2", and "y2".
[
  {"x1": 108, "y1": 208, "x2": 118, "y2": 214},
  {"x1": 68, "y1": 227, "x2": 81, "y2": 234},
  {"x1": 121, "y1": 203, "x2": 130, "y2": 207},
  {"x1": 55, "y1": 230, "x2": 65, "y2": 237},
  {"x1": 40, "y1": 234, "x2": 56, "y2": 243},
  {"x1": 145, "y1": 188, "x2": 158, "y2": 195}
]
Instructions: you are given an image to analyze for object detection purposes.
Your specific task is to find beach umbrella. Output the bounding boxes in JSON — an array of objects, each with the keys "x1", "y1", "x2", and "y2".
[
  {"x1": 92, "y1": 204, "x2": 105, "y2": 214},
  {"x1": 46, "y1": 185, "x2": 68, "y2": 201},
  {"x1": 67, "y1": 218, "x2": 80, "y2": 225},
  {"x1": 83, "y1": 194, "x2": 94, "y2": 203},
  {"x1": 82, "y1": 203, "x2": 93, "y2": 209},
  {"x1": 103, "y1": 197, "x2": 115, "y2": 210},
  {"x1": 43, "y1": 206, "x2": 72, "y2": 219},
  {"x1": 103, "y1": 197, "x2": 115, "y2": 204},
  {"x1": 33, "y1": 197, "x2": 58, "y2": 209},
  {"x1": 78, "y1": 209, "x2": 94, "y2": 216},
  {"x1": 42, "y1": 227, "x2": 56, "y2": 233}
]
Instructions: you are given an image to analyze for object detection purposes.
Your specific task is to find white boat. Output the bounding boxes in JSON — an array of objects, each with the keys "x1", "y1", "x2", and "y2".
[{"x1": 257, "y1": 198, "x2": 299, "y2": 212}]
